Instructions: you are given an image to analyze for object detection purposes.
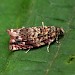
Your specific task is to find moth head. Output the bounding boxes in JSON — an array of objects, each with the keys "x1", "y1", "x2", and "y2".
[
  {"x1": 7, "y1": 29, "x2": 19, "y2": 43},
  {"x1": 57, "y1": 27, "x2": 64, "y2": 39},
  {"x1": 7, "y1": 29, "x2": 19, "y2": 37},
  {"x1": 60, "y1": 28, "x2": 64, "y2": 36},
  {"x1": 7, "y1": 29, "x2": 22, "y2": 43}
]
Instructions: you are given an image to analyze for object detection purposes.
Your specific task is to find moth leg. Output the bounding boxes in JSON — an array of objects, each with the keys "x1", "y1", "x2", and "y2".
[
  {"x1": 25, "y1": 49, "x2": 30, "y2": 53},
  {"x1": 42, "y1": 22, "x2": 45, "y2": 27},
  {"x1": 56, "y1": 36, "x2": 59, "y2": 44},
  {"x1": 47, "y1": 42, "x2": 51, "y2": 52},
  {"x1": 56, "y1": 36, "x2": 60, "y2": 45},
  {"x1": 22, "y1": 26, "x2": 25, "y2": 28}
]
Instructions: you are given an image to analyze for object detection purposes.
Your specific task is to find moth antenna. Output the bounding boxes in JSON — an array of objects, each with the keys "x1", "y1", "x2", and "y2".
[
  {"x1": 7, "y1": 29, "x2": 10, "y2": 33},
  {"x1": 7, "y1": 29, "x2": 11, "y2": 35}
]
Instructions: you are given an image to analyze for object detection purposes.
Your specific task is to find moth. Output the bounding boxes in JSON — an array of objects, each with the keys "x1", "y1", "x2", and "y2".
[{"x1": 7, "y1": 22, "x2": 64, "y2": 52}]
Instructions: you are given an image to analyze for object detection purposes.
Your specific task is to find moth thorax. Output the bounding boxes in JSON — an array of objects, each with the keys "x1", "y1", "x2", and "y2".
[{"x1": 51, "y1": 26, "x2": 56, "y2": 32}]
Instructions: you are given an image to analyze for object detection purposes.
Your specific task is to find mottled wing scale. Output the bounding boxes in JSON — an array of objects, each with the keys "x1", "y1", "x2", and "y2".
[{"x1": 7, "y1": 22, "x2": 64, "y2": 51}]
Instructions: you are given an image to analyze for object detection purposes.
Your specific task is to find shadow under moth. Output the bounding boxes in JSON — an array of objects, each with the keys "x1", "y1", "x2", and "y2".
[{"x1": 7, "y1": 22, "x2": 64, "y2": 52}]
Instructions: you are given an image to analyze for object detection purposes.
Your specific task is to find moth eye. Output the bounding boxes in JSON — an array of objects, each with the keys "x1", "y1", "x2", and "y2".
[{"x1": 7, "y1": 30, "x2": 11, "y2": 35}]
